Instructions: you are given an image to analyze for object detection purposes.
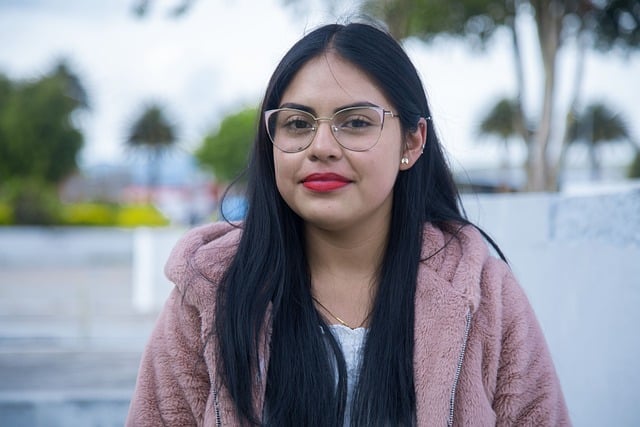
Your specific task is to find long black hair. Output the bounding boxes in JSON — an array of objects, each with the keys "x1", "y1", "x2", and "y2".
[{"x1": 214, "y1": 21, "x2": 500, "y2": 426}]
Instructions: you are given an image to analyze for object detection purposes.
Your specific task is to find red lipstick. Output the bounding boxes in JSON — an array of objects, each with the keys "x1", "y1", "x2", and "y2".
[{"x1": 302, "y1": 173, "x2": 351, "y2": 192}]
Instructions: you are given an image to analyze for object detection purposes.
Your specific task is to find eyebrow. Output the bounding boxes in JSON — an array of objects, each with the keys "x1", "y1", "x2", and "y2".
[{"x1": 278, "y1": 101, "x2": 381, "y2": 115}]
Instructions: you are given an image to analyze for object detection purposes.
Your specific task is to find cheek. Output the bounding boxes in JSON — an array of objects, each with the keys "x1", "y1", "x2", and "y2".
[
  {"x1": 375, "y1": 161, "x2": 400, "y2": 192},
  {"x1": 372, "y1": 146, "x2": 402, "y2": 180},
  {"x1": 273, "y1": 152, "x2": 295, "y2": 197},
  {"x1": 357, "y1": 156, "x2": 398, "y2": 201},
  {"x1": 273, "y1": 153, "x2": 284, "y2": 192}
]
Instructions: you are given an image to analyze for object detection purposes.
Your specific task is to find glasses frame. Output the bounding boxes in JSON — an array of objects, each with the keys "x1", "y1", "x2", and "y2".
[{"x1": 264, "y1": 105, "x2": 398, "y2": 153}]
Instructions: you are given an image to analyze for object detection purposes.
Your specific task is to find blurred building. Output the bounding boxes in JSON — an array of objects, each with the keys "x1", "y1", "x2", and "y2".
[{"x1": 60, "y1": 152, "x2": 220, "y2": 226}]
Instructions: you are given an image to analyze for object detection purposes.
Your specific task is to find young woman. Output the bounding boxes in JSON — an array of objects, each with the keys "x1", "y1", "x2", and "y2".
[{"x1": 127, "y1": 22, "x2": 570, "y2": 426}]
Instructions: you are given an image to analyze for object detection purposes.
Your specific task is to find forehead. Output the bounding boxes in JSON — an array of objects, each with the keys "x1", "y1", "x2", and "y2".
[{"x1": 279, "y1": 52, "x2": 392, "y2": 112}]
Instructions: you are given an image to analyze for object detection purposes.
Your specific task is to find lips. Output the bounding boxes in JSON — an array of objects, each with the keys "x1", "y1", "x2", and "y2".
[{"x1": 301, "y1": 173, "x2": 351, "y2": 192}]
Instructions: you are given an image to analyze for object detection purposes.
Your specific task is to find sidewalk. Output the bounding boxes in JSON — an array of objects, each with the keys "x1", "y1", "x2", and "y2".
[{"x1": 0, "y1": 243, "x2": 159, "y2": 426}]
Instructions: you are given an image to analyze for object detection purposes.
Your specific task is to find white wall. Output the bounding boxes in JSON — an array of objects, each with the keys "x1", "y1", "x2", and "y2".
[{"x1": 462, "y1": 187, "x2": 640, "y2": 427}]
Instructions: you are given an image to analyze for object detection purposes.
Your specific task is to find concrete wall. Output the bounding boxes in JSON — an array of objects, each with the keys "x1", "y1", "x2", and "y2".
[{"x1": 462, "y1": 186, "x2": 640, "y2": 426}]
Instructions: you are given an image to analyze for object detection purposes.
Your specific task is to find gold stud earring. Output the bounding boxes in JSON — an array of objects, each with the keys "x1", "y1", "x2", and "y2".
[{"x1": 401, "y1": 157, "x2": 409, "y2": 165}]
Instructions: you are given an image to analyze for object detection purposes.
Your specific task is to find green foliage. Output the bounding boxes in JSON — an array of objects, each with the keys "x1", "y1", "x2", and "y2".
[
  {"x1": 126, "y1": 102, "x2": 178, "y2": 190},
  {"x1": 196, "y1": 107, "x2": 257, "y2": 182},
  {"x1": 567, "y1": 102, "x2": 630, "y2": 146},
  {"x1": 591, "y1": 0, "x2": 640, "y2": 51},
  {"x1": 131, "y1": 0, "x2": 193, "y2": 18},
  {"x1": 564, "y1": 102, "x2": 632, "y2": 179},
  {"x1": 628, "y1": 151, "x2": 640, "y2": 179},
  {"x1": 0, "y1": 178, "x2": 62, "y2": 225},
  {"x1": 0, "y1": 201, "x2": 13, "y2": 225},
  {"x1": 0, "y1": 188, "x2": 170, "y2": 227},
  {"x1": 0, "y1": 62, "x2": 87, "y2": 184},
  {"x1": 126, "y1": 103, "x2": 177, "y2": 150},
  {"x1": 59, "y1": 203, "x2": 168, "y2": 227},
  {"x1": 363, "y1": 0, "x2": 640, "y2": 51},
  {"x1": 363, "y1": 0, "x2": 510, "y2": 45},
  {"x1": 477, "y1": 98, "x2": 521, "y2": 140},
  {"x1": 60, "y1": 202, "x2": 117, "y2": 226}
]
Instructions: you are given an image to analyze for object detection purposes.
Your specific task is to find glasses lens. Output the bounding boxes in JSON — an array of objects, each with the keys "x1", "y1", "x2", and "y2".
[
  {"x1": 266, "y1": 109, "x2": 315, "y2": 152},
  {"x1": 332, "y1": 107, "x2": 384, "y2": 151}
]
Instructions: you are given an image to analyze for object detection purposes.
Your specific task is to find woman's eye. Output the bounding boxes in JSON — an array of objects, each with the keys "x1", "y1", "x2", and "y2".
[
  {"x1": 346, "y1": 118, "x2": 371, "y2": 128},
  {"x1": 283, "y1": 117, "x2": 313, "y2": 130},
  {"x1": 340, "y1": 116, "x2": 373, "y2": 129}
]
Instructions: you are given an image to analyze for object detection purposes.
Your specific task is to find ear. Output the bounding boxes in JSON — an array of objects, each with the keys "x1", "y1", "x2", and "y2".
[{"x1": 399, "y1": 117, "x2": 427, "y2": 170}]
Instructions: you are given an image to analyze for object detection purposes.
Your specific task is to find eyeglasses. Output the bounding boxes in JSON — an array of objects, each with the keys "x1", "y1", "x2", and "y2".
[{"x1": 264, "y1": 105, "x2": 398, "y2": 153}]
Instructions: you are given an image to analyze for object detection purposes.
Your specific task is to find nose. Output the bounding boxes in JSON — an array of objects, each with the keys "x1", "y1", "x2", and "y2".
[{"x1": 306, "y1": 119, "x2": 342, "y2": 161}]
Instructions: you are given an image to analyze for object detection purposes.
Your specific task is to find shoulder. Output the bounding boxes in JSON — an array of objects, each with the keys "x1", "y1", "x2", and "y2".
[
  {"x1": 420, "y1": 222, "x2": 541, "y2": 335},
  {"x1": 164, "y1": 221, "x2": 242, "y2": 307},
  {"x1": 420, "y1": 224, "x2": 571, "y2": 423},
  {"x1": 421, "y1": 222, "x2": 545, "y2": 352},
  {"x1": 419, "y1": 222, "x2": 510, "y2": 313}
]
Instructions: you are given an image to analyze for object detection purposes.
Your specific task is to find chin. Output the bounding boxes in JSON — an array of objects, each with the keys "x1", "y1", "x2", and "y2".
[{"x1": 300, "y1": 213, "x2": 351, "y2": 232}]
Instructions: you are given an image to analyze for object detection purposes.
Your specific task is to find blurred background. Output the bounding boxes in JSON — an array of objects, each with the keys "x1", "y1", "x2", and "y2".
[{"x1": 0, "y1": 0, "x2": 639, "y2": 425}]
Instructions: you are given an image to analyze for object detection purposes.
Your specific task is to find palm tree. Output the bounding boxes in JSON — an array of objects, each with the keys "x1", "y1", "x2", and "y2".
[
  {"x1": 565, "y1": 102, "x2": 633, "y2": 180},
  {"x1": 477, "y1": 97, "x2": 526, "y2": 171},
  {"x1": 126, "y1": 103, "x2": 178, "y2": 201}
]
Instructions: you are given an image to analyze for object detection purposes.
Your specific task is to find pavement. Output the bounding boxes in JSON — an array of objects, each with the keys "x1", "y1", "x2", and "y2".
[{"x1": 0, "y1": 249, "x2": 160, "y2": 426}]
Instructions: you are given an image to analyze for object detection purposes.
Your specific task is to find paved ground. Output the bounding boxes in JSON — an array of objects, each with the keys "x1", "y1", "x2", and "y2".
[{"x1": 0, "y1": 259, "x2": 160, "y2": 426}]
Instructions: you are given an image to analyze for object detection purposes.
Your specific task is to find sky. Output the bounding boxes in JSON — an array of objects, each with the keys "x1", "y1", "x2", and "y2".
[{"x1": 1, "y1": 0, "x2": 639, "y2": 173}]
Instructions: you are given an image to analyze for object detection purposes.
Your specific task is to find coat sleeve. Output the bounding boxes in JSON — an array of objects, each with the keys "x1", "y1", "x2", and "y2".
[
  {"x1": 492, "y1": 267, "x2": 572, "y2": 426},
  {"x1": 126, "y1": 287, "x2": 210, "y2": 427}
]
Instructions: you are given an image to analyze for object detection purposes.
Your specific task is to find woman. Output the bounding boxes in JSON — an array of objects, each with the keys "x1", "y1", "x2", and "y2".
[{"x1": 127, "y1": 22, "x2": 570, "y2": 426}]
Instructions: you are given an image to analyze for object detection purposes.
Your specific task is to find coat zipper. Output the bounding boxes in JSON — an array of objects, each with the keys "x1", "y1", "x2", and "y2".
[
  {"x1": 447, "y1": 309, "x2": 472, "y2": 427},
  {"x1": 213, "y1": 385, "x2": 222, "y2": 427}
]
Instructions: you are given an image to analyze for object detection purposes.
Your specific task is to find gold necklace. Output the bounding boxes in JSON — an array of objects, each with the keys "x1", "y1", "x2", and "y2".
[{"x1": 311, "y1": 296, "x2": 369, "y2": 329}]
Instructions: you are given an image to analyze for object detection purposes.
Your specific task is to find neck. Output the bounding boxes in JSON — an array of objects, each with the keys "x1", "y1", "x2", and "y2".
[
  {"x1": 307, "y1": 224, "x2": 387, "y2": 275},
  {"x1": 305, "y1": 218, "x2": 390, "y2": 328}
]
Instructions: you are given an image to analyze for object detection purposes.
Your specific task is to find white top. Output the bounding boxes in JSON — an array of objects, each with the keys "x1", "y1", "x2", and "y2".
[{"x1": 328, "y1": 324, "x2": 368, "y2": 426}]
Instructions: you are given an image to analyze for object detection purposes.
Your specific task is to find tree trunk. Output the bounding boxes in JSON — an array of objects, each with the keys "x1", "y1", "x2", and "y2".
[
  {"x1": 551, "y1": 21, "x2": 588, "y2": 191},
  {"x1": 507, "y1": 11, "x2": 530, "y2": 143},
  {"x1": 527, "y1": 0, "x2": 563, "y2": 192},
  {"x1": 588, "y1": 142, "x2": 601, "y2": 180},
  {"x1": 147, "y1": 148, "x2": 162, "y2": 204}
]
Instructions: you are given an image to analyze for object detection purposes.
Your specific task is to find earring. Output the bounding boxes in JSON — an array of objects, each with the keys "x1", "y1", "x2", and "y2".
[{"x1": 401, "y1": 157, "x2": 409, "y2": 165}]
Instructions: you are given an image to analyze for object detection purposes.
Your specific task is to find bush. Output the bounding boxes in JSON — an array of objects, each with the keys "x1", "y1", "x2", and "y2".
[
  {"x1": 0, "y1": 202, "x2": 12, "y2": 225},
  {"x1": 0, "y1": 184, "x2": 170, "y2": 227},
  {"x1": 628, "y1": 152, "x2": 640, "y2": 179},
  {"x1": 0, "y1": 179, "x2": 61, "y2": 225},
  {"x1": 115, "y1": 204, "x2": 169, "y2": 227},
  {"x1": 60, "y1": 202, "x2": 117, "y2": 226},
  {"x1": 60, "y1": 203, "x2": 169, "y2": 227}
]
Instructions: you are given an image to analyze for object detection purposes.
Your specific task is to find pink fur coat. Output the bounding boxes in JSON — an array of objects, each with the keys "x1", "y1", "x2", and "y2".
[{"x1": 126, "y1": 222, "x2": 570, "y2": 426}]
